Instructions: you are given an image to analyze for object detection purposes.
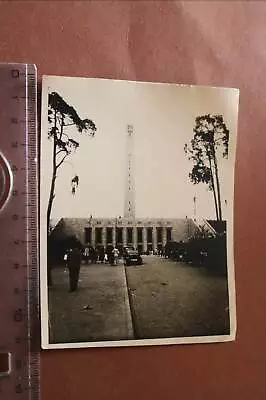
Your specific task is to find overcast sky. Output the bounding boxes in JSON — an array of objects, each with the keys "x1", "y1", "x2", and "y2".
[{"x1": 41, "y1": 76, "x2": 239, "y2": 221}]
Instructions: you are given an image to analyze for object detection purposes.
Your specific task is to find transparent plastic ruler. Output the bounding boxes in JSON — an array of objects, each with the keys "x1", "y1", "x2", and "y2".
[{"x1": 0, "y1": 63, "x2": 39, "y2": 400}]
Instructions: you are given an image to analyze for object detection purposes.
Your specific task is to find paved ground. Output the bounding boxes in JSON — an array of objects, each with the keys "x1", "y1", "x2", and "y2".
[
  {"x1": 48, "y1": 256, "x2": 229, "y2": 344},
  {"x1": 125, "y1": 255, "x2": 230, "y2": 339},
  {"x1": 48, "y1": 264, "x2": 133, "y2": 343}
]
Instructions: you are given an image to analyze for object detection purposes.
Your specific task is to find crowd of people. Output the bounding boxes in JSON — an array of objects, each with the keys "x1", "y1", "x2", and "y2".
[
  {"x1": 62, "y1": 244, "x2": 171, "y2": 292},
  {"x1": 63, "y1": 245, "x2": 121, "y2": 292},
  {"x1": 81, "y1": 245, "x2": 120, "y2": 265},
  {"x1": 49, "y1": 232, "x2": 227, "y2": 293}
]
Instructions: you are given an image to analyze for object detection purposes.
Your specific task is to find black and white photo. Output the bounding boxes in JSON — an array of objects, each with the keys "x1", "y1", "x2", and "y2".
[{"x1": 40, "y1": 76, "x2": 239, "y2": 349}]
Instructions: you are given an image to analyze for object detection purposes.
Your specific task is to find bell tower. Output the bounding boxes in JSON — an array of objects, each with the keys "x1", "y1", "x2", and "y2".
[{"x1": 124, "y1": 124, "x2": 135, "y2": 220}]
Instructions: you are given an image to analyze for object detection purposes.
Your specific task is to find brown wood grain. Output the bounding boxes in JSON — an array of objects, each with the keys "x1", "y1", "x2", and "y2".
[{"x1": 0, "y1": 1, "x2": 266, "y2": 399}]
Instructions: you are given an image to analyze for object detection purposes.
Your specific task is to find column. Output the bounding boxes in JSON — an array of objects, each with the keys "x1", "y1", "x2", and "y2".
[
  {"x1": 133, "y1": 226, "x2": 137, "y2": 250},
  {"x1": 92, "y1": 226, "x2": 96, "y2": 248},
  {"x1": 102, "y1": 226, "x2": 107, "y2": 249},
  {"x1": 143, "y1": 227, "x2": 147, "y2": 253},
  {"x1": 112, "y1": 226, "x2": 116, "y2": 247},
  {"x1": 152, "y1": 226, "x2": 157, "y2": 251},
  {"x1": 162, "y1": 227, "x2": 167, "y2": 247},
  {"x1": 123, "y1": 226, "x2": 127, "y2": 248}
]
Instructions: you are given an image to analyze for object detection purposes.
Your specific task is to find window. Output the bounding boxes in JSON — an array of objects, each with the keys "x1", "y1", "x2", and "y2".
[
  {"x1": 95, "y1": 228, "x2": 102, "y2": 244},
  {"x1": 157, "y1": 227, "x2": 162, "y2": 243},
  {"x1": 116, "y1": 228, "x2": 123, "y2": 243},
  {"x1": 147, "y1": 228, "x2": 152, "y2": 243},
  {"x1": 107, "y1": 227, "x2": 112, "y2": 244},
  {"x1": 127, "y1": 228, "x2": 133, "y2": 243},
  {"x1": 137, "y1": 227, "x2": 143, "y2": 243},
  {"x1": 84, "y1": 228, "x2": 92, "y2": 244}
]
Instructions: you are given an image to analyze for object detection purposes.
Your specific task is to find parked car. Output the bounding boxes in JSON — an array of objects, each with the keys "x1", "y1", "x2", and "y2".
[
  {"x1": 174, "y1": 248, "x2": 189, "y2": 262},
  {"x1": 123, "y1": 249, "x2": 143, "y2": 266}
]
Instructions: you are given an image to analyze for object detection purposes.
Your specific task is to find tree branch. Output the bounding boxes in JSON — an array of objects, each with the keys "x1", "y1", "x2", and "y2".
[
  {"x1": 59, "y1": 115, "x2": 64, "y2": 140},
  {"x1": 55, "y1": 153, "x2": 69, "y2": 170},
  {"x1": 63, "y1": 122, "x2": 76, "y2": 127},
  {"x1": 60, "y1": 132, "x2": 70, "y2": 141},
  {"x1": 56, "y1": 149, "x2": 67, "y2": 157}
]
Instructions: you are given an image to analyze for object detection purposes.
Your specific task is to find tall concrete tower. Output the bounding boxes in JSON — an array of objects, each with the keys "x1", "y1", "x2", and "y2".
[{"x1": 124, "y1": 124, "x2": 135, "y2": 219}]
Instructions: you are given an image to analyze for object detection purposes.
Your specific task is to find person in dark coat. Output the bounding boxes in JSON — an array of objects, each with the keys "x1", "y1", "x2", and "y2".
[
  {"x1": 67, "y1": 247, "x2": 82, "y2": 292},
  {"x1": 98, "y1": 246, "x2": 105, "y2": 263}
]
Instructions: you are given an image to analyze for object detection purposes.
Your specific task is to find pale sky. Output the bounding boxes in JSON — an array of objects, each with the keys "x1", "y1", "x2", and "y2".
[{"x1": 41, "y1": 76, "x2": 239, "y2": 221}]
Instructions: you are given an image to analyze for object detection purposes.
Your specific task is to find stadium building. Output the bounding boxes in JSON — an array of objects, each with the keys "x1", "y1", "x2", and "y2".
[{"x1": 50, "y1": 125, "x2": 216, "y2": 254}]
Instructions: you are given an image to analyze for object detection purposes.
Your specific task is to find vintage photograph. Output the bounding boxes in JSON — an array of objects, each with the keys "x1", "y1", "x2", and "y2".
[{"x1": 40, "y1": 76, "x2": 239, "y2": 349}]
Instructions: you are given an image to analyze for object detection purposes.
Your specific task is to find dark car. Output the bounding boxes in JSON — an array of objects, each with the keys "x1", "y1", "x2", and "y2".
[
  {"x1": 123, "y1": 249, "x2": 143, "y2": 266},
  {"x1": 174, "y1": 247, "x2": 189, "y2": 262}
]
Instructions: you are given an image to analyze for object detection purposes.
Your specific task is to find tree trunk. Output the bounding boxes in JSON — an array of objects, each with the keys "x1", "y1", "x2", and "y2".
[
  {"x1": 207, "y1": 154, "x2": 219, "y2": 221},
  {"x1": 47, "y1": 112, "x2": 57, "y2": 286},
  {"x1": 47, "y1": 169, "x2": 56, "y2": 232},
  {"x1": 47, "y1": 111, "x2": 57, "y2": 234},
  {"x1": 213, "y1": 148, "x2": 222, "y2": 221},
  {"x1": 47, "y1": 166, "x2": 57, "y2": 287}
]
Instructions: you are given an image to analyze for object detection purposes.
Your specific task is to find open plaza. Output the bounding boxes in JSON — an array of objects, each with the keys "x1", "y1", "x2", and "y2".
[{"x1": 48, "y1": 254, "x2": 230, "y2": 344}]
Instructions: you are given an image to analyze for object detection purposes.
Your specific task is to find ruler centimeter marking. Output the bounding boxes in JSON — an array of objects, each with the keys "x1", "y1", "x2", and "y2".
[{"x1": 0, "y1": 64, "x2": 39, "y2": 400}]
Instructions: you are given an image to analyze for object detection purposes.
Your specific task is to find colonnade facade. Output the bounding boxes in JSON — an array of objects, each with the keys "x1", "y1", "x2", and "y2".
[{"x1": 84, "y1": 222, "x2": 172, "y2": 253}]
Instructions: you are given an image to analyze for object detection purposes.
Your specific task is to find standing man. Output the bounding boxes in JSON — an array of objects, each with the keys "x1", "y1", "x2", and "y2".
[
  {"x1": 112, "y1": 246, "x2": 119, "y2": 266},
  {"x1": 67, "y1": 246, "x2": 82, "y2": 292},
  {"x1": 84, "y1": 246, "x2": 90, "y2": 264},
  {"x1": 98, "y1": 246, "x2": 105, "y2": 263}
]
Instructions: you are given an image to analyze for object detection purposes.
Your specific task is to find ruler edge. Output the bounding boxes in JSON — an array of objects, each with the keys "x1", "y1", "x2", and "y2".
[
  {"x1": 25, "y1": 63, "x2": 41, "y2": 398},
  {"x1": 0, "y1": 63, "x2": 40, "y2": 399}
]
